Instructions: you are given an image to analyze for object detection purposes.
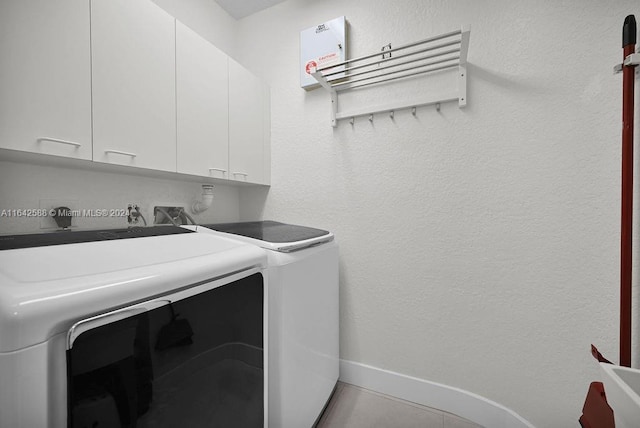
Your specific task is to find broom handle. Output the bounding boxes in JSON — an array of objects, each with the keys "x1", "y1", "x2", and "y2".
[{"x1": 620, "y1": 14, "x2": 636, "y2": 368}]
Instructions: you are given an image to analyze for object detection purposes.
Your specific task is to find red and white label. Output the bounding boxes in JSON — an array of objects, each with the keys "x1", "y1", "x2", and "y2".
[
  {"x1": 305, "y1": 52, "x2": 340, "y2": 75},
  {"x1": 318, "y1": 52, "x2": 339, "y2": 65},
  {"x1": 305, "y1": 60, "x2": 318, "y2": 75}
]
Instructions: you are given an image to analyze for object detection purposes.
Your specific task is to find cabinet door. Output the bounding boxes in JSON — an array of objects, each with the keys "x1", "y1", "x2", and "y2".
[
  {"x1": 176, "y1": 22, "x2": 229, "y2": 179},
  {"x1": 0, "y1": 0, "x2": 92, "y2": 160},
  {"x1": 262, "y1": 83, "x2": 271, "y2": 186},
  {"x1": 91, "y1": 0, "x2": 176, "y2": 172},
  {"x1": 229, "y1": 60, "x2": 270, "y2": 185}
]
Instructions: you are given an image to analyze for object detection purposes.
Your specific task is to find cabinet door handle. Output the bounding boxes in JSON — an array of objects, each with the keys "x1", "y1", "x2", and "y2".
[
  {"x1": 209, "y1": 168, "x2": 227, "y2": 174},
  {"x1": 37, "y1": 137, "x2": 82, "y2": 147},
  {"x1": 232, "y1": 172, "x2": 249, "y2": 177},
  {"x1": 105, "y1": 149, "x2": 137, "y2": 158}
]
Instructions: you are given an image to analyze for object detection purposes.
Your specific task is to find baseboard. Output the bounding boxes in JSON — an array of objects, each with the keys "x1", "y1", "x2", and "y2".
[{"x1": 339, "y1": 359, "x2": 534, "y2": 428}]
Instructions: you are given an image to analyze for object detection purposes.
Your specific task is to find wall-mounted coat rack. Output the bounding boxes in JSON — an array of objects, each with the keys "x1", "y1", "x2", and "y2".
[{"x1": 311, "y1": 26, "x2": 470, "y2": 127}]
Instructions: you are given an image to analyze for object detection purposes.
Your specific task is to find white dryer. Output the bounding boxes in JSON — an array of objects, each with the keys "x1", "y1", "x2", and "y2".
[
  {"x1": 0, "y1": 226, "x2": 268, "y2": 428},
  {"x1": 187, "y1": 221, "x2": 339, "y2": 428}
]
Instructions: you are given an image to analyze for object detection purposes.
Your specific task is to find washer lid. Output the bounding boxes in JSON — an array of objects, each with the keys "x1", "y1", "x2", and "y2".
[
  {"x1": 200, "y1": 221, "x2": 334, "y2": 252},
  {"x1": 0, "y1": 230, "x2": 266, "y2": 352},
  {"x1": 0, "y1": 225, "x2": 191, "y2": 250}
]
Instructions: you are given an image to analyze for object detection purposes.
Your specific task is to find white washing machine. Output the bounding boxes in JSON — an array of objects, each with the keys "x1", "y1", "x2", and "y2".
[
  {"x1": 187, "y1": 221, "x2": 339, "y2": 428},
  {"x1": 0, "y1": 226, "x2": 268, "y2": 428}
]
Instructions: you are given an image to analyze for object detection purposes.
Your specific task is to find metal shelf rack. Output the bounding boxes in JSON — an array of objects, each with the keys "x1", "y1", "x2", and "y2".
[{"x1": 311, "y1": 26, "x2": 470, "y2": 127}]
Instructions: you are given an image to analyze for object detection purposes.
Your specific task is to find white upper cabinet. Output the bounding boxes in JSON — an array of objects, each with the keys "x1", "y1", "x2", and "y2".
[
  {"x1": 91, "y1": 0, "x2": 176, "y2": 172},
  {"x1": 229, "y1": 59, "x2": 270, "y2": 185},
  {"x1": 0, "y1": 0, "x2": 270, "y2": 186},
  {"x1": 176, "y1": 22, "x2": 229, "y2": 179},
  {"x1": 262, "y1": 84, "x2": 271, "y2": 186},
  {"x1": 0, "y1": 0, "x2": 92, "y2": 160}
]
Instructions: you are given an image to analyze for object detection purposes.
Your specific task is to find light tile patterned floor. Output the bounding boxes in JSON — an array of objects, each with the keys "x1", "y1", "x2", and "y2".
[{"x1": 316, "y1": 382, "x2": 483, "y2": 428}]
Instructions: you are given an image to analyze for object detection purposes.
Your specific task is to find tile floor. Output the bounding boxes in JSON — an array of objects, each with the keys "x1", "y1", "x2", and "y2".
[{"x1": 316, "y1": 382, "x2": 483, "y2": 428}]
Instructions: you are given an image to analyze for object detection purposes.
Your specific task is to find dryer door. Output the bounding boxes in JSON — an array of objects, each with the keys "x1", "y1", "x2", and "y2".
[{"x1": 66, "y1": 271, "x2": 265, "y2": 428}]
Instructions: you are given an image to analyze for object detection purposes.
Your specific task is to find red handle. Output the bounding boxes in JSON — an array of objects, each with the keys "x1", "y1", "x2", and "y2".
[{"x1": 620, "y1": 14, "x2": 636, "y2": 367}]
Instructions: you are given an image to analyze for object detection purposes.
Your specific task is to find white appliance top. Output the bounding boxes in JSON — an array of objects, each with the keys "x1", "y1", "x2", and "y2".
[
  {"x1": 189, "y1": 221, "x2": 334, "y2": 252},
  {"x1": 0, "y1": 227, "x2": 266, "y2": 352}
]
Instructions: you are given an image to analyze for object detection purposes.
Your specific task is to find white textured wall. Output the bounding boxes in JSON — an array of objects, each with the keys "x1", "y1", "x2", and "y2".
[
  {"x1": 235, "y1": 1, "x2": 640, "y2": 426},
  {"x1": 0, "y1": 161, "x2": 240, "y2": 234}
]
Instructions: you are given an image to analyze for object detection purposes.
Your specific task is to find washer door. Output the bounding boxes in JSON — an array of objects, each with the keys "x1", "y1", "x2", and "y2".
[{"x1": 66, "y1": 272, "x2": 264, "y2": 428}]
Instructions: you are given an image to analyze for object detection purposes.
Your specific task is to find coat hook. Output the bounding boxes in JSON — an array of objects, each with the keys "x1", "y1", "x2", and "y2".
[
  {"x1": 350, "y1": 117, "x2": 354, "y2": 125},
  {"x1": 369, "y1": 114, "x2": 374, "y2": 122},
  {"x1": 411, "y1": 107, "x2": 417, "y2": 116},
  {"x1": 435, "y1": 102, "x2": 441, "y2": 112},
  {"x1": 389, "y1": 110, "x2": 394, "y2": 119}
]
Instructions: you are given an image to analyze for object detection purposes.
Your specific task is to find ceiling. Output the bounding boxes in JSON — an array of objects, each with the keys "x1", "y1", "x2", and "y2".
[{"x1": 214, "y1": 0, "x2": 288, "y2": 20}]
